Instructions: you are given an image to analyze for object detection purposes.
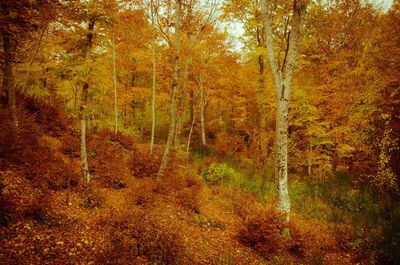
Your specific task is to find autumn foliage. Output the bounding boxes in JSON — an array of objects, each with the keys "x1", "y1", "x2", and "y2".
[
  {"x1": 1, "y1": 96, "x2": 375, "y2": 264},
  {"x1": 1, "y1": 0, "x2": 400, "y2": 264}
]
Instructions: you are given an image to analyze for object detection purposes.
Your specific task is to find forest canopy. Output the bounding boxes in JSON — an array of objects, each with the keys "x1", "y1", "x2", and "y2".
[{"x1": 0, "y1": 0, "x2": 399, "y2": 264}]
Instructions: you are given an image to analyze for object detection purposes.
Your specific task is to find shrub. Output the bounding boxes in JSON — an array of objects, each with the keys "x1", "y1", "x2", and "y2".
[
  {"x1": 0, "y1": 110, "x2": 79, "y2": 191},
  {"x1": 229, "y1": 188, "x2": 264, "y2": 220},
  {"x1": 135, "y1": 217, "x2": 182, "y2": 264},
  {"x1": 80, "y1": 189, "x2": 105, "y2": 209},
  {"x1": 97, "y1": 129, "x2": 134, "y2": 150},
  {"x1": 237, "y1": 210, "x2": 352, "y2": 263},
  {"x1": 0, "y1": 108, "x2": 39, "y2": 168},
  {"x1": 214, "y1": 131, "x2": 244, "y2": 157},
  {"x1": 190, "y1": 145, "x2": 214, "y2": 159},
  {"x1": 132, "y1": 173, "x2": 202, "y2": 213},
  {"x1": 163, "y1": 174, "x2": 203, "y2": 213},
  {"x1": 98, "y1": 213, "x2": 183, "y2": 265},
  {"x1": 237, "y1": 210, "x2": 287, "y2": 257},
  {"x1": 199, "y1": 162, "x2": 236, "y2": 184},
  {"x1": 129, "y1": 146, "x2": 164, "y2": 179},
  {"x1": 88, "y1": 133, "x2": 130, "y2": 188},
  {"x1": 23, "y1": 95, "x2": 71, "y2": 136}
]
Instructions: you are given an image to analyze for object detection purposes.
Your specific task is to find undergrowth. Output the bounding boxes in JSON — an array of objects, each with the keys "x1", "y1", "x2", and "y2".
[
  {"x1": 200, "y1": 160, "x2": 399, "y2": 264},
  {"x1": 0, "y1": 96, "x2": 397, "y2": 264}
]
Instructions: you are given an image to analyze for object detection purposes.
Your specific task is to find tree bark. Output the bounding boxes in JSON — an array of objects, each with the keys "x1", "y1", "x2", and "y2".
[
  {"x1": 308, "y1": 141, "x2": 312, "y2": 177},
  {"x1": 158, "y1": 0, "x2": 181, "y2": 177},
  {"x1": 150, "y1": 0, "x2": 157, "y2": 153},
  {"x1": 199, "y1": 77, "x2": 207, "y2": 146},
  {"x1": 275, "y1": 98, "x2": 290, "y2": 214},
  {"x1": 257, "y1": 27, "x2": 267, "y2": 161},
  {"x1": 112, "y1": 31, "x2": 118, "y2": 134},
  {"x1": 2, "y1": 32, "x2": 18, "y2": 127},
  {"x1": 261, "y1": 0, "x2": 307, "y2": 220},
  {"x1": 22, "y1": 26, "x2": 46, "y2": 93},
  {"x1": 189, "y1": 89, "x2": 194, "y2": 125},
  {"x1": 80, "y1": 82, "x2": 90, "y2": 185},
  {"x1": 186, "y1": 107, "x2": 196, "y2": 156},
  {"x1": 174, "y1": 54, "x2": 190, "y2": 147},
  {"x1": 80, "y1": 19, "x2": 95, "y2": 186}
]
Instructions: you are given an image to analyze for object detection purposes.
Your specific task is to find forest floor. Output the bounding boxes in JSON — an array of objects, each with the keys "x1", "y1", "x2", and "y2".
[{"x1": 0, "y1": 96, "x2": 374, "y2": 264}]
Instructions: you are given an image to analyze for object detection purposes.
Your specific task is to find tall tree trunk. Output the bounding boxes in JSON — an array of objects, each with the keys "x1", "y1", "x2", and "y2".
[
  {"x1": 80, "y1": 19, "x2": 95, "y2": 186},
  {"x1": 150, "y1": 0, "x2": 157, "y2": 153},
  {"x1": 258, "y1": 55, "x2": 267, "y2": 161},
  {"x1": 261, "y1": 0, "x2": 307, "y2": 220},
  {"x1": 199, "y1": 77, "x2": 206, "y2": 146},
  {"x1": 257, "y1": 27, "x2": 267, "y2": 162},
  {"x1": 275, "y1": 98, "x2": 290, "y2": 214},
  {"x1": 174, "y1": 55, "x2": 190, "y2": 147},
  {"x1": 22, "y1": 26, "x2": 46, "y2": 93},
  {"x1": 186, "y1": 107, "x2": 196, "y2": 156},
  {"x1": 189, "y1": 89, "x2": 194, "y2": 125},
  {"x1": 158, "y1": 0, "x2": 181, "y2": 177},
  {"x1": 308, "y1": 141, "x2": 312, "y2": 177},
  {"x1": 3, "y1": 32, "x2": 18, "y2": 127},
  {"x1": 112, "y1": 32, "x2": 118, "y2": 134},
  {"x1": 80, "y1": 83, "x2": 90, "y2": 185},
  {"x1": 124, "y1": 82, "x2": 128, "y2": 127}
]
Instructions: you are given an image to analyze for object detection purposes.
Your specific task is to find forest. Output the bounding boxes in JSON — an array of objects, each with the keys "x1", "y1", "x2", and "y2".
[{"x1": 0, "y1": 0, "x2": 399, "y2": 264}]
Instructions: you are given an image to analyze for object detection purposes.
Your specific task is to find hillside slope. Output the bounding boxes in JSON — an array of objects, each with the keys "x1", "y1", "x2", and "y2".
[{"x1": 0, "y1": 97, "x2": 361, "y2": 264}]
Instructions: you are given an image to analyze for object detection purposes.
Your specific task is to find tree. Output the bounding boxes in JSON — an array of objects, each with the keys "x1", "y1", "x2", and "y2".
[
  {"x1": 80, "y1": 18, "x2": 96, "y2": 186},
  {"x1": 63, "y1": 0, "x2": 118, "y2": 186},
  {"x1": 158, "y1": 0, "x2": 181, "y2": 177},
  {"x1": 112, "y1": 31, "x2": 118, "y2": 134},
  {"x1": 261, "y1": 0, "x2": 308, "y2": 219},
  {"x1": 222, "y1": 0, "x2": 269, "y2": 161},
  {"x1": 150, "y1": 0, "x2": 157, "y2": 153},
  {"x1": 1, "y1": 23, "x2": 16, "y2": 126},
  {"x1": 0, "y1": 0, "x2": 57, "y2": 127}
]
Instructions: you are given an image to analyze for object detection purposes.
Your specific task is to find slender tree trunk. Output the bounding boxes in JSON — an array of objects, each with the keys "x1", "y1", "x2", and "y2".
[
  {"x1": 3, "y1": 32, "x2": 18, "y2": 127},
  {"x1": 261, "y1": 0, "x2": 308, "y2": 220},
  {"x1": 189, "y1": 89, "x2": 194, "y2": 124},
  {"x1": 174, "y1": 55, "x2": 190, "y2": 147},
  {"x1": 124, "y1": 82, "x2": 128, "y2": 127},
  {"x1": 186, "y1": 107, "x2": 196, "y2": 156},
  {"x1": 112, "y1": 32, "x2": 118, "y2": 134},
  {"x1": 1, "y1": 74, "x2": 5, "y2": 99},
  {"x1": 199, "y1": 77, "x2": 206, "y2": 146},
  {"x1": 22, "y1": 26, "x2": 46, "y2": 93},
  {"x1": 257, "y1": 28, "x2": 267, "y2": 161},
  {"x1": 275, "y1": 98, "x2": 290, "y2": 214},
  {"x1": 308, "y1": 142, "x2": 312, "y2": 177},
  {"x1": 80, "y1": 83, "x2": 90, "y2": 185},
  {"x1": 150, "y1": 0, "x2": 157, "y2": 153},
  {"x1": 158, "y1": 0, "x2": 181, "y2": 177},
  {"x1": 257, "y1": 57, "x2": 267, "y2": 161},
  {"x1": 80, "y1": 19, "x2": 95, "y2": 186},
  {"x1": 258, "y1": 53, "x2": 266, "y2": 129}
]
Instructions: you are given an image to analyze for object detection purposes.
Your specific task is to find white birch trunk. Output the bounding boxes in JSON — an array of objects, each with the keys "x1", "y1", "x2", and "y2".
[
  {"x1": 199, "y1": 78, "x2": 206, "y2": 146},
  {"x1": 150, "y1": 0, "x2": 156, "y2": 153},
  {"x1": 276, "y1": 98, "x2": 290, "y2": 214},
  {"x1": 257, "y1": 28, "x2": 267, "y2": 161},
  {"x1": 308, "y1": 142, "x2": 312, "y2": 177},
  {"x1": 261, "y1": 0, "x2": 308, "y2": 220},
  {"x1": 80, "y1": 19, "x2": 95, "y2": 186},
  {"x1": 186, "y1": 107, "x2": 196, "y2": 156},
  {"x1": 112, "y1": 32, "x2": 118, "y2": 134},
  {"x1": 158, "y1": 0, "x2": 181, "y2": 177},
  {"x1": 80, "y1": 83, "x2": 90, "y2": 185},
  {"x1": 174, "y1": 55, "x2": 190, "y2": 147}
]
